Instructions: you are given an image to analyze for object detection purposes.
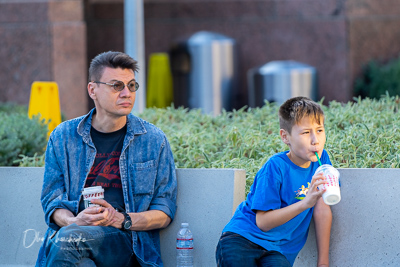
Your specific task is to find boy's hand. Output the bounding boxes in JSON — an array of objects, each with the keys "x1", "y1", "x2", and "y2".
[{"x1": 303, "y1": 172, "x2": 326, "y2": 209}]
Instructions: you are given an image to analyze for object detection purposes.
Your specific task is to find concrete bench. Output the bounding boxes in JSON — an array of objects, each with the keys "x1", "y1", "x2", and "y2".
[
  {"x1": 2, "y1": 167, "x2": 400, "y2": 266},
  {"x1": 294, "y1": 168, "x2": 400, "y2": 266},
  {"x1": 0, "y1": 167, "x2": 245, "y2": 267}
]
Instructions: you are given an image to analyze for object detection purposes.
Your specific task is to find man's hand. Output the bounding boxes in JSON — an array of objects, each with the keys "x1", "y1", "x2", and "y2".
[
  {"x1": 52, "y1": 206, "x2": 115, "y2": 228},
  {"x1": 78, "y1": 199, "x2": 172, "y2": 231},
  {"x1": 88, "y1": 199, "x2": 124, "y2": 228},
  {"x1": 52, "y1": 200, "x2": 124, "y2": 229},
  {"x1": 303, "y1": 172, "x2": 327, "y2": 209},
  {"x1": 73, "y1": 206, "x2": 115, "y2": 226}
]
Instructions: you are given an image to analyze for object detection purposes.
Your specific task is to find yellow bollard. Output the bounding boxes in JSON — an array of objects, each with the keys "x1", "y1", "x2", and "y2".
[
  {"x1": 28, "y1": 81, "x2": 62, "y2": 137},
  {"x1": 146, "y1": 53, "x2": 174, "y2": 108}
]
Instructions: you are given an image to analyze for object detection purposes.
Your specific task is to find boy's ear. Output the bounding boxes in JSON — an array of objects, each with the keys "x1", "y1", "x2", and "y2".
[{"x1": 280, "y1": 129, "x2": 290, "y2": 145}]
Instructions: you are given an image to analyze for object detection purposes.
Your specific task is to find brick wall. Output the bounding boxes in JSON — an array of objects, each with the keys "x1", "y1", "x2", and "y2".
[
  {"x1": 2, "y1": 0, "x2": 400, "y2": 115},
  {"x1": 0, "y1": 0, "x2": 87, "y2": 120},
  {"x1": 144, "y1": 0, "x2": 400, "y2": 107}
]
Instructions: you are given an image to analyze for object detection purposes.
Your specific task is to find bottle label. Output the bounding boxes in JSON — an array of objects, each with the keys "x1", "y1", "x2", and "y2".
[{"x1": 176, "y1": 238, "x2": 193, "y2": 249}]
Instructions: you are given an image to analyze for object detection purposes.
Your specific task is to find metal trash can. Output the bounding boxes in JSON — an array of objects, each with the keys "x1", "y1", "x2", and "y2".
[
  {"x1": 169, "y1": 31, "x2": 238, "y2": 115},
  {"x1": 247, "y1": 60, "x2": 317, "y2": 107}
]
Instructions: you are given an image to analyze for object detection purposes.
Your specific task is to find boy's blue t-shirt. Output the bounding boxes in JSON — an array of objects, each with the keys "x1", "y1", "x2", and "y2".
[{"x1": 223, "y1": 149, "x2": 332, "y2": 265}]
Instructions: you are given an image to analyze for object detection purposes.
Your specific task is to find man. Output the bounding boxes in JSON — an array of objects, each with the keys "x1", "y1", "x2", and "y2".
[{"x1": 36, "y1": 51, "x2": 177, "y2": 267}]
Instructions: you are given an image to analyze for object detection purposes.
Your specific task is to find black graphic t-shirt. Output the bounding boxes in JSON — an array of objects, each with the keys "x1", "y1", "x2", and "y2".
[{"x1": 79, "y1": 125, "x2": 127, "y2": 213}]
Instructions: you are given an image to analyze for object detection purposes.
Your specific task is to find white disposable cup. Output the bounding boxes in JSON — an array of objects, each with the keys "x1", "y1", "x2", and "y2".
[
  {"x1": 315, "y1": 164, "x2": 341, "y2": 205},
  {"x1": 82, "y1": 186, "x2": 104, "y2": 208}
]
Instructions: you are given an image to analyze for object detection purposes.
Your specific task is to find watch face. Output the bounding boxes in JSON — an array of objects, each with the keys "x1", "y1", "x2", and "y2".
[
  {"x1": 124, "y1": 220, "x2": 132, "y2": 230},
  {"x1": 122, "y1": 213, "x2": 132, "y2": 230}
]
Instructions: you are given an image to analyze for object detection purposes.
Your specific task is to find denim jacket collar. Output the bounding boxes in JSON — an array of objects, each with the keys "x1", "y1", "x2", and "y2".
[{"x1": 77, "y1": 108, "x2": 147, "y2": 144}]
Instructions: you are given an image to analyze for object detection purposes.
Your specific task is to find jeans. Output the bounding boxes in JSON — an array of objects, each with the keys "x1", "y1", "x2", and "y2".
[
  {"x1": 45, "y1": 224, "x2": 140, "y2": 267},
  {"x1": 216, "y1": 232, "x2": 292, "y2": 267}
]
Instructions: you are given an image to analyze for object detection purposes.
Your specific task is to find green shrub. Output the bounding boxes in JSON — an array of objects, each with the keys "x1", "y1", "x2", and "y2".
[
  {"x1": 139, "y1": 105, "x2": 285, "y2": 192},
  {"x1": 355, "y1": 56, "x2": 400, "y2": 99},
  {"x1": 139, "y1": 96, "x2": 400, "y2": 192},
  {"x1": 0, "y1": 102, "x2": 28, "y2": 114},
  {"x1": 16, "y1": 153, "x2": 45, "y2": 167},
  {"x1": 0, "y1": 103, "x2": 48, "y2": 166},
  {"x1": 14, "y1": 96, "x2": 400, "y2": 193}
]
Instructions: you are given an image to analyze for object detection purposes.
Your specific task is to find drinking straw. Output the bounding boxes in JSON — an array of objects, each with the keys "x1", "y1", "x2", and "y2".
[{"x1": 315, "y1": 152, "x2": 322, "y2": 166}]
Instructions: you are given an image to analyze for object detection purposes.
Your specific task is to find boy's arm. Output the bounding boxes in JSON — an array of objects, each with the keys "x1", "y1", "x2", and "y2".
[
  {"x1": 256, "y1": 172, "x2": 326, "y2": 232},
  {"x1": 313, "y1": 197, "x2": 332, "y2": 267},
  {"x1": 256, "y1": 201, "x2": 309, "y2": 232}
]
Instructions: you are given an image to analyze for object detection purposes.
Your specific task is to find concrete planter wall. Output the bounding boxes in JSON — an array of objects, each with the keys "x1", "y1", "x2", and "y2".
[
  {"x1": 1, "y1": 167, "x2": 400, "y2": 266},
  {"x1": 295, "y1": 168, "x2": 400, "y2": 266},
  {"x1": 0, "y1": 167, "x2": 246, "y2": 267}
]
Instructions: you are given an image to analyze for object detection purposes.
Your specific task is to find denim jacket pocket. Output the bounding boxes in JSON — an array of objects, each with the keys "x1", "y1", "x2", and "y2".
[{"x1": 129, "y1": 160, "x2": 157, "y2": 211}]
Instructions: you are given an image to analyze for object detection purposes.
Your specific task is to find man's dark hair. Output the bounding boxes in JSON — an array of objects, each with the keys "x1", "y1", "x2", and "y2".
[
  {"x1": 279, "y1": 96, "x2": 324, "y2": 133},
  {"x1": 88, "y1": 51, "x2": 139, "y2": 82}
]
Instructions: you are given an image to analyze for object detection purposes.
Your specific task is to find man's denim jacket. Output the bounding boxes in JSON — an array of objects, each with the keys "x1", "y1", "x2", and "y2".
[{"x1": 36, "y1": 109, "x2": 177, "y2": 267}]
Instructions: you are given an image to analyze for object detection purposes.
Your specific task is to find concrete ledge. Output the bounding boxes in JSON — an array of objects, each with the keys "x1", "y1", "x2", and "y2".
[
  {"x1": 0, "y1": 167, "x2": 46, "y2": 266},
  {"x1": 295, "y1": 168, "x2": 400, "y2": 266},
  {"x1": 2, "y1": 167, "x2": 400, "y2": 266},
  {"x1": 0, "y1": 167, "x2": 246, "y2": 266},
  {"x1": 160, "y1": 168, "x2": 246, "y2": 266}
]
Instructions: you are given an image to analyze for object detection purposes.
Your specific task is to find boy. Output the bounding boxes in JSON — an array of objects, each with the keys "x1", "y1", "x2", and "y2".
[{"x1": 216, "y1": 96, "x2": 332, "y2": 267}]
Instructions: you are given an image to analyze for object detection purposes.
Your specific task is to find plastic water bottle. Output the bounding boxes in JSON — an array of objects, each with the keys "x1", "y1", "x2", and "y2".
[{"x1": 176, "y1": 222, "x2": 194, "y2": 267}]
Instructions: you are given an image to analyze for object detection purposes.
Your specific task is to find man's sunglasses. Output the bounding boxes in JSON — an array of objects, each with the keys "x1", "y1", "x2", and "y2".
[{"x1": 92, "y1": 80, "x2": 139, "y2": 92}]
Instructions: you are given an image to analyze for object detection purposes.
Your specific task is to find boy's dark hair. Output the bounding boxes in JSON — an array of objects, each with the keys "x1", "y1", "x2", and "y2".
[
  {"x1": 88, "y1": 51, "x2": 139, "y2": 82},
  {"x1": 279, "y1": 96, "x2": 324, "y2": 133}
]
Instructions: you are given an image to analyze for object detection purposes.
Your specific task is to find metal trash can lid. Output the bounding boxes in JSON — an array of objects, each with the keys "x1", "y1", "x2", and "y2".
[
  {"x1": 187, "y1": 31, "x2": 235, "y2": 46},
  {"x1": 258, "y1": 60, "x2": 315, "y2": 75}
]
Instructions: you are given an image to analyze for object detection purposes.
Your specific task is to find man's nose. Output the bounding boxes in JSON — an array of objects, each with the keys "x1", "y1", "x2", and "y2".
[{"x1": 119, "y1": 85, "x2": 132, "y2": 97}]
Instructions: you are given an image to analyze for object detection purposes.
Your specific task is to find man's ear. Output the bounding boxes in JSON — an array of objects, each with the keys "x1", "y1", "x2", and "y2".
[
  {"x1": 280, "y1": 129, "x2": 290, "y2": 145},
  {"x1": 88, "y1": 82, "x2": 96, "y2": 100}
]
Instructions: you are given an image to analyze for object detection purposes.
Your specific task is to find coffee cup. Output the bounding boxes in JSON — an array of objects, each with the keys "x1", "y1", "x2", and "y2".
[
  {"x1": 315, "y1": 164, "x2": 341, "y2": 205},
  {"x1": 82, "y1": 186, "x2": 104, "y2": 208}
]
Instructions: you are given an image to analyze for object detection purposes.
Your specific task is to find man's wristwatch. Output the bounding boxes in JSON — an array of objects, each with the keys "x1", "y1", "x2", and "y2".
[{"x1": 121, "y1": 212, "x2": 132, "y2": 231}]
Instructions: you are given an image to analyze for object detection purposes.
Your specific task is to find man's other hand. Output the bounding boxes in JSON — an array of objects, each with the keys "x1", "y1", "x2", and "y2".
[
  {"x1": 87, "y1": 199, "x2": 124, "y2": 228},
  {"x1": 75, "y1": 199, "x2": 118, "y2": 227}
]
